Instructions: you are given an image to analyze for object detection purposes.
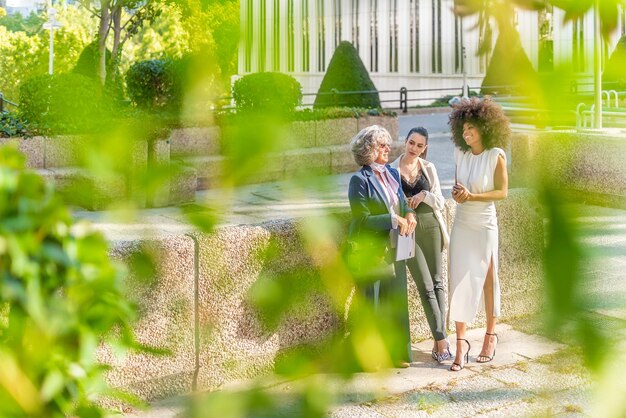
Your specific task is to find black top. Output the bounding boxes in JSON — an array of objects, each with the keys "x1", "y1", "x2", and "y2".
[
  {"x1": 401, "y1": 168, "x2": 430, "y2": 197},
  {"x1": 401, "y1": 168, "x2": 432, "y2": 214}
]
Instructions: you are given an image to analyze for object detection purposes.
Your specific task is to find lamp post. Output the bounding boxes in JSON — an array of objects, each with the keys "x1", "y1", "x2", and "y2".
[{"x1": 43, "y1": 6, "x2": 62, "y2": 75}]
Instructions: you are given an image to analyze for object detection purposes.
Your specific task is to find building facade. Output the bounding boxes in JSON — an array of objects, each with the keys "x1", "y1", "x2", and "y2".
[{"x1": 238, "y1": 1, "x2": 626, "y2": 106}]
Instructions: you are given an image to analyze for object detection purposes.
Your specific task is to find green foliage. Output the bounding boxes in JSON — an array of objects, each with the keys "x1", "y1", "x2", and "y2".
[
  {"x1": 0, "y1": 5, "x2": 95, "y2": 102},
  {"x1": 19, "y1": 73, "x2": 104, "y2": 134},
  {"x1": 232, "y1": 72, "x2": 302, "y2": 116},
  {"x1": 603, "y1": 34, "x2": 626, "y2": 90},
  {"x1": 481, "y1": 32, "x2": 538, "y2": 95},
  {"x1": 0, "y1": 10, "x2": 44, "y2": 35},
  {"x1": 0, "y1": 111, "x2": 37, "y2": 138},
  {"x1": 126, "y1": 58, "x2": 184, "y2": 110},
  {"x1": 314, "y1": 41, "x2": 380, "y2": 109},
  {"x1": 0, "y1": 26, "x2": 45, "y2": 101},
  {"x1": 0, "y1": 145, "x2": 139, "y2": 416},
  {"x1": 174, "y1": 0, "x2": 239, "y2": 87},
  {"x1": 73, "y1": 40, "x2": 113, "y2": 80},
  {"x1": 216, "y1": 107, "x2": 396, "y2": 128}
]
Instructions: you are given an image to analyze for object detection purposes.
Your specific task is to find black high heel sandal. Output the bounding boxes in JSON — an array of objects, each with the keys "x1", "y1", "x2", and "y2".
[
  {"x1": 476, "y1": 332, "x2": 498, "y2": 363},
  {"x1": 450, "y1": 339, "x2": 471, "y2": 371}
]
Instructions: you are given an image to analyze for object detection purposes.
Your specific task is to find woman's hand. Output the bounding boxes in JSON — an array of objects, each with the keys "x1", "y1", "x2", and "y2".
[
  {"x1": 408, "y1": 191, "x2": 427, "y2": 209},
  {"x1": 406, "y1": 213, "x2": 417, "y2": 235},
  {"x1": 397, "y1": 213, "x2": 417, "y2": 236},
  {"x1": 452, "y1": 183, "x2": 472, "y2": 204}
]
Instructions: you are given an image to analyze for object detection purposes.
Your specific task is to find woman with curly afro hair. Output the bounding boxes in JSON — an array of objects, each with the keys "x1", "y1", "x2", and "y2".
[{"x1": 446, "y1": 97, "x2": 511, "y2": 372}]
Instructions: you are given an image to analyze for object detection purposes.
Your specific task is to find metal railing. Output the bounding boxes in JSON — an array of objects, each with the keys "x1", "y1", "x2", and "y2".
[{"x1": 0, "y1": 93, "x2": 19, "y2": 113}]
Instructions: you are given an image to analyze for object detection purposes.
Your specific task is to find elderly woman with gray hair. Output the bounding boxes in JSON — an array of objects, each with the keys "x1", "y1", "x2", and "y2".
[{"x1": 346, "y1": 125, "x2": 417, "y2": 368}]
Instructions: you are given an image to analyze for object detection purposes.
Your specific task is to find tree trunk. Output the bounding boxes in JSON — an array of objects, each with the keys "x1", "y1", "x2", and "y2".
[
  {"x1": 111, "y1": 6, "x2": 122, "y2": 83},
  {"x1": 98, "y1": 0, "x2": 111, "y2": 86}
]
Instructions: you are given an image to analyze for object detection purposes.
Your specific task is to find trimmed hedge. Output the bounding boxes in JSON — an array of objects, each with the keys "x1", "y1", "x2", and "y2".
[
  {"x1": 126, "y1": 58, "x2": 184, "y2": 110},
  {"x1": 231, "y1": 72, "x2": 302, "y2": 115},
  {"x1": 314, "y1": 41, "x2": 380, "y2": 109},
  {"x1": 603, "y1": 35, "x2": 626, "y2": 90},
  {"x1": 73, "y1": 40, "x2": 113, "y2": 80},
  {"x1": 481, "y1": 32, "x2": 537, "y2": 95},
  {"x1": 19, "y1": 73, "x2": 103, "y2": 134}
]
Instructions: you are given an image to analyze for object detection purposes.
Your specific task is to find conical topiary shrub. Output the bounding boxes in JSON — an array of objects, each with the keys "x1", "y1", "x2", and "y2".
[
  {"x1": 481, "y1": 32, "x2": 537, "y2": 95},
  {"x1": 603, "y1": 35, "x2": 626, "y2": 90},
  {"x1": 314, "y1": 41, "x2": 380, "y2": 109}
]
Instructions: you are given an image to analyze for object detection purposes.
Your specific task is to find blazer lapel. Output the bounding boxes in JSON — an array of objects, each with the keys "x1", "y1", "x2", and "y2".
[{"x1": 363, "y1": 166, "x2": 391, "y2": 212}]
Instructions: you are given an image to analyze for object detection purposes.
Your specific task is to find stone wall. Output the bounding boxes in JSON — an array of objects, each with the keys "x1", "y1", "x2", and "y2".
[
  {"x1": 170, "y1": 115, "x2": 400, "y2": 189},
  {"x1": 102, "y1": 188, "x2": 543, "y2": 401},
  {"x1": 510, "y1": 130, "x2": 626, "y2": 207}
]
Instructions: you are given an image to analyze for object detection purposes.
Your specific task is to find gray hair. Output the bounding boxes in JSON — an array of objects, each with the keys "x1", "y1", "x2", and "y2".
[{"x1": 350, "y1": 125, "x2": 392, "y2": 166}]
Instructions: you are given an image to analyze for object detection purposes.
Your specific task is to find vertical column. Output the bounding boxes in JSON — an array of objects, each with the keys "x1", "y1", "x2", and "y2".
[
  {"x1": 324, "y1": 0, "x2": 333, "y2": 70},
  {"x1": 420, "y1": 0, "x2": 431, "y2": 75},
  {"x1": 359, "y1": 0, "x2": 370, "y2": 72},
  {"x1": 397, "y1": 0, "x2": 410, "y2": 75},
  {"x1": 294, "y1": 0, "x2": 303, "y2": 73},
  {"x1": 309, "y1": 0, "x2": 319, "y2": 74},
  {"x1": 238, "y1": 0, "x2": 246, "y2": 74}
]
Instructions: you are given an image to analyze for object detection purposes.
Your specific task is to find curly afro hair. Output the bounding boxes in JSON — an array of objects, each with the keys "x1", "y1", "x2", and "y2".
[{"x1": 448, "y1": 97, "x2": 511, "y2": 151}]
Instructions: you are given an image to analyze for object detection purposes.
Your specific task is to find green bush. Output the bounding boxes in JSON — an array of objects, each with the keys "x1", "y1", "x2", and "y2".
[
  {"x1": 126, "y1": 59, "x2": 183, "y2": 110},
  {"x1": 0, "y1": 145, "x2": 140, "y2": 416},
  {"x1": 231, "y1": 72, "x2": 302, "y2": 115},
  {"x1": 73, "y1": 40, "x2": 113, "y2": 80},
  {"x1": 19, "y1": 73, "x2": 103, "y2": 134},
  {"x1": 314, "y1": 41, "x2": 380, "y2": 109},
  {"x1": 0, "y1": 111, "x2": 37, "y2": 137},
  {"x1": 481, "y1": 32, "x2": 537, "y2": 95}
]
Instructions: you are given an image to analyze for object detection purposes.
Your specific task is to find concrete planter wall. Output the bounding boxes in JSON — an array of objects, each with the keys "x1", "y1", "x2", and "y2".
[
  {"x1": 511, "y1": 131, "x2": 626, "y2": 207},
  {"x1": 2, "y1": 135, "x2": 195, "y2": 210},
  {"x1": 103, "y1": 188, "x2": 542, "y2": 402},
  {"x1": 170, "y1": 115, "x2": 400, "y2": 189}
]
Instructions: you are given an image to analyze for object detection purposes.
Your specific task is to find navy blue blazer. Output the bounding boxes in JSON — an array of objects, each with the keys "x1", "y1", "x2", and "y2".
[{"x1": 347, "y1": 165, "x2": 413, "y2": 258}]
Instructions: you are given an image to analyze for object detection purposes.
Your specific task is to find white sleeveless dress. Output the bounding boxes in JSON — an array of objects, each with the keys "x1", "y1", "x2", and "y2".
[{"x1": 448, "y1": 147, "x2": 506, "y2": 323}]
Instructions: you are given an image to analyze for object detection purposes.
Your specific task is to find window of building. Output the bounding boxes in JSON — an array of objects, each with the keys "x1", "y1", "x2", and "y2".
[
  {"x1": 572, "y1": 16, "x2": 585, "y2": 72},
  {"x1": 370, "y1": 0, "x2": 378, "y2": 72},
  {"x1": 288, "y1": 0, "x2": 295, "y2": 71},
  {"x1": 389, "y1": 0, "x2": 398, "y2": 72},
  {"x1": 273, "y1": 0, "x2": 280, "y2": 71},
  {"x1": 317, "y1": 0, "x2": 325, "y2": 71},
  {"x1": 409, "y1": 0, "x2": 419, "y2": 72},
  {"x1": 259, "y1": 1, "x2": 266, "y2": 71},
  {"x1": 351, "y1": 0, "x2": 359, "y2": 52},
  {"x1": 302, "y1": 0, "x2": 310, "y2": 71},
  {"x1": 431, "y1": 0, "x2": 442, "y2": 73},
  {"x1": 245, "y1": 0, "x2": 253, "y2": 72},
  {"x1": 334, "y1": 0, "x2": 342, "y2": 48}
]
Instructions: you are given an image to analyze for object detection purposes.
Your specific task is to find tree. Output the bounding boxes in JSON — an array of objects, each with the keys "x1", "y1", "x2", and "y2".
[
  {"x1": 313, "y1": 41, "x2": 380, "y2": 109},
  {"x1": 76, "y1": 0, "x2": 163, "y2": 86}
]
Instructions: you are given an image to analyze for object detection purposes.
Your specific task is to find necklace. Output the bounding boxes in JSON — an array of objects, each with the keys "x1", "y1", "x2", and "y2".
[{"x1": 401, "y1": 155, "x2": 420, "y2": 182}]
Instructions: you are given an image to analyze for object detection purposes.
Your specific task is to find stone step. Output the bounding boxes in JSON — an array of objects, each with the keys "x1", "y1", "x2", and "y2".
[
  {"x1": 35, "y1": 165, "x2": 197, "y2": 210},
  {"x1": 36, "y1": 167, "x2": 127, "y2": 210}
]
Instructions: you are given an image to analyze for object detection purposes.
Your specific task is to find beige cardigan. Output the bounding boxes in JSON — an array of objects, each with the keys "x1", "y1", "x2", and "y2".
[{"x1": 390, "y1": 154, "x2": 450, "y2": 249}]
